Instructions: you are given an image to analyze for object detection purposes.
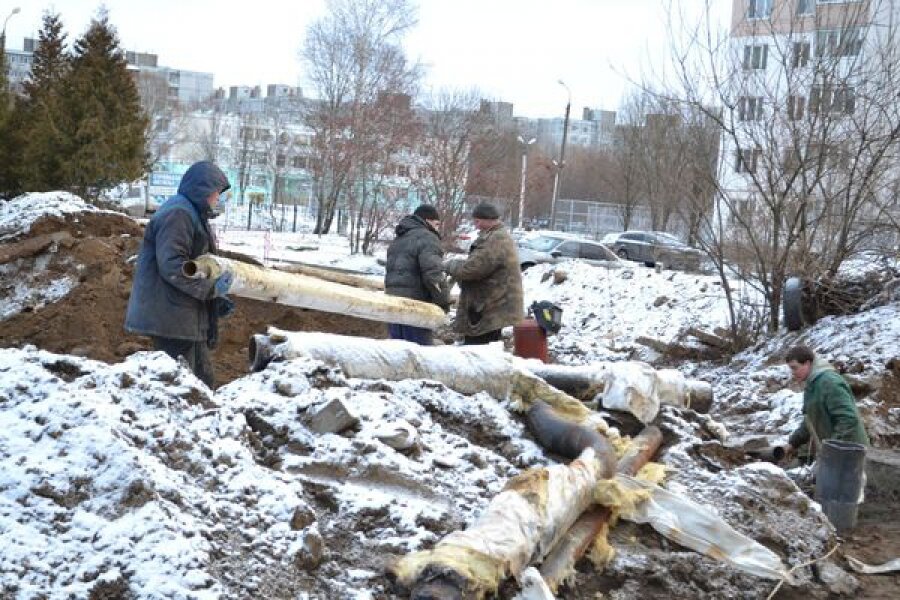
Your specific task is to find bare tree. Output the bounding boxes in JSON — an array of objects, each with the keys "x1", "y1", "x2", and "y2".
[
  {"x1": 135, "y1": 71, "x2": 190, "y2": 168},
  {"x1": 301, "y1": 0, "x2": 421, "y2": 235},
  {"x1": 411, "y1": 88, "x2": 491, "y2": 242},
  {"x1": 661, "y1": 0, "x2": 900, "y2": 333}
]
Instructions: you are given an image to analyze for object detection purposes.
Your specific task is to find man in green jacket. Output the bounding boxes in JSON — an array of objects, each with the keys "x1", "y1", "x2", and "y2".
[{"x1": 785, "y1": 345, "x2": 870, "y2": 459}]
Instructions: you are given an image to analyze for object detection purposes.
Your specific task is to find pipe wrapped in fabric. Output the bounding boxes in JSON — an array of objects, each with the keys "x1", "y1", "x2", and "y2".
[
  {"x1": 393, "y1": 447, "x2": 608, "y2": 599},
  {"x1": 183, "y1": 254, "x2": 446, "y2": 329}
]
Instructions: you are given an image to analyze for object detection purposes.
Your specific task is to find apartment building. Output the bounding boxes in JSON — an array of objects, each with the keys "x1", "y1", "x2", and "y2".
[{"x1": 722, "y1": 0, "x2": 900, "y2": 239}]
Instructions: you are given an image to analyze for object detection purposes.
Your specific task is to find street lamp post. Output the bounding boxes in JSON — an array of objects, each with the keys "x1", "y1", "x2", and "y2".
[
  {"x1": 516, "y1": 135, "x2": 536, "y2": 230},
  {"x1": 549, "y1": 79, "x2": 571, "y2": 231},
  {"x1": 1, "y1": 7, "x2": 21, "y2": 51}
]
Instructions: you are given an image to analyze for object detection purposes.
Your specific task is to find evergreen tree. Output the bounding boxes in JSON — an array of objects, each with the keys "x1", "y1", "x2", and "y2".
[
  {"x1": 0, "y1": 31, "x2": 16, "y2": 196},
  {"x1": 17, "y1": 11, "x2": 71, "y2": 192},
  {"x1": 63, "y1": 10, "x2": 148, "y2": 198}
]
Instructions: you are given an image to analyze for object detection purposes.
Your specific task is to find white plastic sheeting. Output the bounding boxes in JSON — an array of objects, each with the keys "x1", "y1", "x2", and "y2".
[
  {"x1": 614, "y1": 475, "x2": 795, "y2": 582},
  {"x1": 601, "y1": 361, "x2": 712, "y2": 423},
  {"x1": 846, "y1": 556, "x2": 900, "y2": 574},
  {"x1": 257, "y1": 328, "x2": 518, "y2": 399}
]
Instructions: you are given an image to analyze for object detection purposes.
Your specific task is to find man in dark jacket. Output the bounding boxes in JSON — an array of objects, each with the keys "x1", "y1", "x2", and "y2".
[
  {"x1": 444, "y1": 202, "x2": 524, "y2": 345},
  {"x1": 384, "y1": 204, "x2": 449, "y2": 345},
  {"x1": 125, "y1": 161, "x2": 234, "y2": 387}
]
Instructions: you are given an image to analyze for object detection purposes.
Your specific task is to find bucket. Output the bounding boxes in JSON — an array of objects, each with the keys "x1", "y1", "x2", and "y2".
[
  {"x1": 513, "y1": 318, "x2": 548, "y2": 363},
  {"x1": 815, "y1": 440, "x2": 866, "y2": 534}
]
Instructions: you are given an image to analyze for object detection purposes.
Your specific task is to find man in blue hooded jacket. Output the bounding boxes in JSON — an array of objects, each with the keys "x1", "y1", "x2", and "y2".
[{"x1": 125, "y1": 161, "x2": 234, "y2": 387}]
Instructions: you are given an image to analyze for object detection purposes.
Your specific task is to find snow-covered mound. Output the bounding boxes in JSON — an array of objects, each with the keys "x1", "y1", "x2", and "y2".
[
  {"x1": 523, "y1": 261, "x2": 734, "y2": 364},
  {"x1": 0, "y1": 346, "x2": 545, "y2": 598},
  {"x1": 0, "y1": 192, "x2": 125, "y2": 242},
  {"x1": 702, "y1": 301, "x2": 900, "y2": 444}
]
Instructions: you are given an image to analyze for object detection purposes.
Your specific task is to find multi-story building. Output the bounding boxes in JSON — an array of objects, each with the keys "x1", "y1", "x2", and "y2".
[
  {"x1": 723, "y1": 0, "x2": 900, "y2": 231},
  {"x1": 125, "y1": 51, "x2": 214, "y2": 106},
  {"x1": 2, "y1": 38, "x2": 214, "y2": 106},
  {"x1": 4, "y1": 37, "x2": 35, "y2": 91}
]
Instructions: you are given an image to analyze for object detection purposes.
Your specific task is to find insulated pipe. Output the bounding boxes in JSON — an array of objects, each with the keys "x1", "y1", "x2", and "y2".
[
  {"x1": 539, "y1": 426, "x2": 663, "y2": 593},
  {"x1": 396, "y1": 447, "x2": 607, "y2": 599},
  {"x1": 527, "y1": 401, "x2": 616, "y2": 477},
  {"x1": 183, "y1": 254, "x2": 446, "y2": 329}
]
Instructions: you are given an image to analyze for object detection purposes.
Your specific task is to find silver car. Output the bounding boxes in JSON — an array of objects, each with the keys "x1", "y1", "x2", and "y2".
[
  {"x1": 607, "y1": 231, "x2": 704, "y2": 271},
  {"x1": 517, "y1": 234, "x2": 622, "y2": 270}
]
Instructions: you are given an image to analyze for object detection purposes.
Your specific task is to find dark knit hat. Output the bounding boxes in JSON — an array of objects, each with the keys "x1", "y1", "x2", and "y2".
[
  {"x1": 471, "y1": 202, "x2": 500, "y2": 220},
  {"x1": 413, "y1": 204, "x2": 440, "y2": 221}
]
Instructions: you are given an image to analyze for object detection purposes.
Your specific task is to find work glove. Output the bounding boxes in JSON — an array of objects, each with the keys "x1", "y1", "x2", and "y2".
[
  {"x1": 214, "y1": 297, "x2": 236, "y2": 319},
  {"x1": 213, "y1": 270, "x2": 234, "y2": 298}
]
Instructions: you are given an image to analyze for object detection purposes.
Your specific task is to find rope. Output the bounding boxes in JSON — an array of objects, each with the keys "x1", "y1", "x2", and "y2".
[{"x1": 766, "y1": 543, "x2": 841, "y2": 600}]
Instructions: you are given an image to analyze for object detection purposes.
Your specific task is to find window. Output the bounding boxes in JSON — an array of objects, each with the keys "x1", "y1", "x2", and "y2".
[
  {"x1": 738, "y1": 96, "x2": 764, "y2": 121},
  {"x1": 797, "y1": 0, "x2": 814, "y2": 15},
  {"x1": 276, "y1": 154, "x2": 286, "y2": 168},
  {"x1": 747, "y1": 0, "x2": 772, "y2": 19},
  {"x1": 816, "y1": 28, "x2": 863, "y2": 58},
  {"x1": 787, "y1": 95, "x2": 806, "y2": 120},
  {"x1": 396, "y1": 165, "x2": 410, "y2": 177},
  {"x1": 743, "y1": 44, "x2": 769, "y2": 69},
  {"x1": 792, "y1": 42, "x2": 811, "y2": 68},
  {"x1": 580, "y1": 243, "x2": 616, "y2": 261},
  {"x1": 555, "y1": 241, "x2": 580, "y2": 258},
  {"x1": 291, "y1": 156, "x2": 309, "y2": 169},
  {"x1": 809, "y1": 85, "x2": 855, "y2": 115},
  {"x1": 735, "y1": 147, "x2": 761, "y2": 174}
]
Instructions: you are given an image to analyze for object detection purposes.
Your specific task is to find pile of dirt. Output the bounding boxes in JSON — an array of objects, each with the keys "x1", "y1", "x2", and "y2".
[{"x1": 0, "y1": 208, "x2": 386, "y2": 385}]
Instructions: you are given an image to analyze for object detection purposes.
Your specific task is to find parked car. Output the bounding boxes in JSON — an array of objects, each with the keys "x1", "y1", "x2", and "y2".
[
  {"x1": 517, "y1": 234, "x2": 622, "y2": 270},
  {"x1": 606, "y1": 231, "x2": 704, "y2": 271}
]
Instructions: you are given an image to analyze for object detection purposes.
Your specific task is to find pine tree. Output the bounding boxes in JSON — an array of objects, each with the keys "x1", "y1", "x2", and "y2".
[
  {"x1": 17, "y1": 11, "x2": 71, "y2": 192},
  {"x1": 0, "y1": 32, "x2": 16, "y2": 196},
  {"x1": 62, "y1": 10, "x2": 148, "y2": 199}
]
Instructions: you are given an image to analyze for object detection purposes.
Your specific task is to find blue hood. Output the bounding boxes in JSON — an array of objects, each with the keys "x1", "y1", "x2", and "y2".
[{"x1": 177, "y1": 161, "x2": 230, "y2": 214}]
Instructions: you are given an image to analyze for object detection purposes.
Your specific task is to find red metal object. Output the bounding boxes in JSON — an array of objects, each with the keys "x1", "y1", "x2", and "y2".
[{"x1": 514, "y1": 318, "x2": 548, "y2": 362}]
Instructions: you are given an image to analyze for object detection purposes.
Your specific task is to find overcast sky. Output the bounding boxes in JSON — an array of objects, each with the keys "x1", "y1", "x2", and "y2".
[{"x1": 3, "y1": 0, "x2": 731, "y2": 118}]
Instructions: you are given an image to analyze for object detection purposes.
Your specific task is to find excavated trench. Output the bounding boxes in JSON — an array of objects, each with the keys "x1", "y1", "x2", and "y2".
[{"x1": 0, "y1": 211, "x2": 386, "y2": 386}]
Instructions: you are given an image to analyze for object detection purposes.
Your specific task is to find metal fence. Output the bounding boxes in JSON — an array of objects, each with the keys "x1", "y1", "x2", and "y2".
[{"x1": 553, "y1": 199, "x2": 652, "y2": 238}]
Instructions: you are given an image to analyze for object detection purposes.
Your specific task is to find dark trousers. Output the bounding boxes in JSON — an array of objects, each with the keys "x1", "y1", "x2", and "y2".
[
  {"x1": 388, "y1": 324, "x2": 434, "y2": 346},
  {"x1": 153, "y1": 337, "x2": 215, "y2": 388},
  {"x1": 463, "y1": 330, "x2": 502, "y2": 346}
]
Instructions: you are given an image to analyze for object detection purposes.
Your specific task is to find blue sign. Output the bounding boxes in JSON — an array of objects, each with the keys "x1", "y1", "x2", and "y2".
[{"x1": 150, "y1": 172, "x2": 182, "y2": 187}]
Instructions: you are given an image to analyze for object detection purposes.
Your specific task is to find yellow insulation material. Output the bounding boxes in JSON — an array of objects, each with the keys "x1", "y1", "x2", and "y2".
[
  {"x1": 635, "y1": 462, "x2": 668, "y2": 486},
  {"x1": 503, "y1": 468, "x2": 550, "y2": 511},
  {"x1": 593, "y1": 478, "x2": 653, "y2": 519},
  {"x1": 391, "y1": 545, "x2": 506, "y2": 599},
  {"x1": 588, "y1": 522, "x2": 616, "y2": 567},
  {"x1": 511, "y1": 372, "x2": 608, "y2": 432}
]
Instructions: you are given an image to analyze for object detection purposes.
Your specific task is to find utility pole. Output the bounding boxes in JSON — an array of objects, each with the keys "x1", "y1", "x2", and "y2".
[
  {"x1": 517, "y1": 135, "x2": 536, "y2": 229},
  {"x1": 549, "y1": 80, "x2": 571, "y2": 231}
]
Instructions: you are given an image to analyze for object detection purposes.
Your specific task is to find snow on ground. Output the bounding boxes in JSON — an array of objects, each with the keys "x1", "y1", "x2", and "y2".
[
  {"x1": 0, "y1": 192, "x2": 121, "y2": 242},
  {"x1": 214, "y1": 226, "x2": 386, "y2": 276},
  {"x1": 698, "y1": 301, "x2": 900, "y2": 442},
  {"x1": 522, "y1": 261, "x2": 736, "y2": 364},
  {"x1": 0, "y1": 257, "x2": 76, "y2": 321},
  {"x1": 0, "y1": 346, "x2": 546, "y2": 598}
]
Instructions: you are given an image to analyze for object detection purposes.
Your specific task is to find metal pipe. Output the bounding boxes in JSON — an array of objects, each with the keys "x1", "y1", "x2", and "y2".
[
  {"x1": 526, "y1": 400, "x2": 616, "y2": 477},
  {"x1": 183, "y1": 254, "x2": 446, "y2": 329},
  {"x1": 539, "y1": 426, "x2": 663, "y2": 592}
]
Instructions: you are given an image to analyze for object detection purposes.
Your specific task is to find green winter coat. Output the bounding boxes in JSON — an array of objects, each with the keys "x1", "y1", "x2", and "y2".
[
  {"x1": 445, "y1": 224, "x2": 524, "y2": 337},
  {"x1": 788, "y1": 359, "x2": 870, "y2": 450}
]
